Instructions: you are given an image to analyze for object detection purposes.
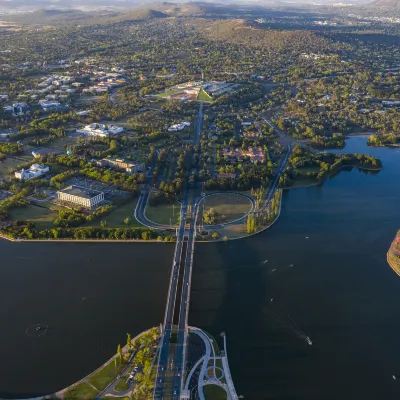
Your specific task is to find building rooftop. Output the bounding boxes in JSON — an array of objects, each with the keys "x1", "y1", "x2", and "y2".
[{"x1": 59, "y1": 185, "x2": 103, "y2": 199}]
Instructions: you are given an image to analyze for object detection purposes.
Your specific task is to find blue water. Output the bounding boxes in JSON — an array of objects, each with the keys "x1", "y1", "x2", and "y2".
[{"x1": 191, "y1": 137, "x2": 400, "y2": 399}]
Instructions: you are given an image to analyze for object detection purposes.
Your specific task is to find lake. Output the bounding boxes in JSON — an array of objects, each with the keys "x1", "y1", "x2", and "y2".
[{"x1": 1, "y1": 136, "x2": 400, "y2": 399}]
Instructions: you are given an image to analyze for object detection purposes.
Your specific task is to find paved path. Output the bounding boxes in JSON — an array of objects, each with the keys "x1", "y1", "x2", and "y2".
[{"x1": 187, "y1": 327, "x2": 240, "y2": 400}]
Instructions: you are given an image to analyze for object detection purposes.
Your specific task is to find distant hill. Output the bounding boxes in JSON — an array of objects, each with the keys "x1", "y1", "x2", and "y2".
[
  {"x1": 367, "y1": 0, "x2": 400, "y2": 7},
  {"x1": 1, "y1": 8, "x2": 116, "y2": 24},
  {"x1": 147, "y1": 2, "x2": 208, "y2": 17},
  {"x1": 118, "y1": 8, "x2": 168, "y2": 21}
]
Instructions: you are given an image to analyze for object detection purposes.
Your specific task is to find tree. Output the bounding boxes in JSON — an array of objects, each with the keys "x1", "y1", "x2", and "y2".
[
  {"x1": 127, "y1": 333, "x2": 132, "y2": 350},
  {"x1": 100, "y1": 220, "x2": 108, "y2": 228},
  {"x1": 124, "y1": 217, "x2": 130, "y2": 225},
  {"x1": 117, "y1": 344, "x2": 122, "y2": 362}
]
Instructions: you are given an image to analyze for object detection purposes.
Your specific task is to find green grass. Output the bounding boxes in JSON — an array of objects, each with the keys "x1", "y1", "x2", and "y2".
[
  {"x1": 197, "y1": 88, "x2": 213, "y2": 102},
  {"x1": 203, "y1": 384, "x2": 227, "y2": 400},
  {"x1": 63, "y1": 382, "x2": 99, "y2": 400},
  {"x1": 9, "y1": 204, "x2": 58, "y2": 229},
  {"x1": 88, "y1": 360, "x2": 126, "y2": 391},
  {"x1": 145, "y1": 201, "x2": 181, "y2": 225},
  {"x1": 84, "y1": 199, "x2": 141, "y2": 228},
  {"x1": 201, "y1": 194, "x2": 252, "y2": 224},
  {"x1": 156, "y1": 88, "x2": 183, "y2": 98},
  {"x1": 0, "y1": 158, "x2": 23, "y2": 178},
  {"x1": 114, "y1": 378, "x2": 129, "y2": 392},
  {"x1": 47, "y1": 136, "x2": 78, "y2": 152}
]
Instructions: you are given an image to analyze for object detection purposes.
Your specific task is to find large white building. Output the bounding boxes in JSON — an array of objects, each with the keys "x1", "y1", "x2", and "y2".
[
  {"x1": 14, "y1": 164, "x2": 49, "y2": 180},
  {"x1": 168, "y1": 122, "x2": 191, "y2": 132},
  {"x1": 77, "y1": 123, "x2": 124, "y2": 137},
  {"x1": 57, "y1": 185, "x2": 104, "y2": 208}
]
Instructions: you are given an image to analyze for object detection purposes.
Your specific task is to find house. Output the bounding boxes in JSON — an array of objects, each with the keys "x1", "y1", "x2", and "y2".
[
  {"x1": 77, "y1": 124, "x2": 124, "y2": 137},
  {"x1": 3, "y1": 102, "x2": 30, "y2": 116},
  {"x1": 39, "y1": 100, "x2": 62, "y2": 111},
  {"x1": 96, "y1": 158, "x2": 145, "y2": 174},
  {"x1": 14, "y1": 164, "x2": 49, "y2": 180},
  {"x1": 57, "y1": 185, "x2": 104, "y2": 208}
]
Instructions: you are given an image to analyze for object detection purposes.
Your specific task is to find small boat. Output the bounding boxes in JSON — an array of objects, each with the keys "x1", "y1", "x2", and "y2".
[
  {"x1": 306, "y1": 336, "x2": 312, "y2": 346},
  {"x1": 270, "y1": 298, "x2": 274, "y2": 302},
  {"x1": 393, "y1": 375, "x2": 397, "y2": 380},
  {"x1": 271, "y1": 269, "x2": 276, "y2": 272}
]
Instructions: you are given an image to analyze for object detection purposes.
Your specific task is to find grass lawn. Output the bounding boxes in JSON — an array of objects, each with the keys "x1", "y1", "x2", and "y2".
[
  {"x1": 9, "y1": 204, "x2": 58, "y2": 229},
  {"x1": 0, "y1": 158, "x2": 23, "y2": 178},
  {"x1": 203, "y1": 385, "x2": 227, "y2": 400},
  {"x1": 47, "y1": 136, "x2": 78, "y2": 152},
  {"x1": 145, "y1": 201, "x2": 181, "y2": 225},
  {"x1": 84, "y1": 199, "x2": 142, "y2": 228},
  {"x1": 88, "y1": 360, "x2": 127, "y2": 391},
  {"x1": 201, "y1": 194, "x2": 252, "y2": 224},
  {"x1": 156, "y1": 88, "x2": 182, "y2": 98},
  {"x1": 63, "y1": 382, "x2": 99, "y2": 400},
  {"x1": 197, "y1": 88, "x2": 213, "y2": 102},
  {"x1": 114, "y1": 378, "x2": 129, "y2": 392}
]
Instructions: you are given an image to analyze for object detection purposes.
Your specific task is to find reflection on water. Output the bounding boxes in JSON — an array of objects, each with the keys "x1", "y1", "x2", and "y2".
[
  {"x1": 0, "y1": 243, "x2": 173, "y2": 398},
  {"x1": 2, "y1": 137, "x2": 400, "y2": 399},
  {"x1": 191, "y1": 137, "x2": 400, "y2": 400}
]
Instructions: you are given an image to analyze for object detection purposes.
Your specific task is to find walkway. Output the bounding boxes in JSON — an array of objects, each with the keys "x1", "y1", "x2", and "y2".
[{"x1": 186, "y1": 327, "x2": 240, "y2": 400}]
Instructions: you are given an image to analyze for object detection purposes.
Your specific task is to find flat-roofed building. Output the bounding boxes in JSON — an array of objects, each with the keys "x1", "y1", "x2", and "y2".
[
  {"x1": 14, "y1": 164, "x2": 49, "y2": 180},
  {"x1": 57, "y1": 185, "x2": 104, "y2": 208},
  {"x1": 96, "y1": 158, "x2": 145, "y2": 174}
]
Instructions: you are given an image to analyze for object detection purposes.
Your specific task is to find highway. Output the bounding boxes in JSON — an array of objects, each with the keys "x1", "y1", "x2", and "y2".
[
  {"x1": 153, "y1": 103, "x2": 203, "y2": 399},
  {"x1": 153, "y1": 108, "x2": 288, "y2": 399},
  {"x1": 153, "y1": 189, "x2": 188, "y2": 399}
]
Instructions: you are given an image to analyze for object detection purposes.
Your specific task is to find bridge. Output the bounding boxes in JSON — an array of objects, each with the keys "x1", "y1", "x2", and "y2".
[
  {"x1": 153, "y1": 108, "x2": 291, "y2": 399},
  {"x1": 153, "y1": 103, "x2": 203, "y2": 399}
]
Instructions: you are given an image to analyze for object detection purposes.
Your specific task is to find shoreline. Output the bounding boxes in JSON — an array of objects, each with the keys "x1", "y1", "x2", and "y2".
[{"x1": 387, "y1": 250, "x2": 400, "y2": 278}]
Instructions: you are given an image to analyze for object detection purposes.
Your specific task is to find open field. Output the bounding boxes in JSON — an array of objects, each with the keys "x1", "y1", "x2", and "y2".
[
  {"x1": 9, "y1": 204, "x2": 58, "y2": 229},
  {"x1": 0, "y1": 158, "x2": 23, "y2": 178},
  {"x1": 88, "y1": 360, "x2": 127, "y2": 391},
  {"x1": 156, "y1": 88, "x2": 183, "y2": 98},
  {"x1": 63, "y1": 382, "x2": 99, "y2": 400},
  {"x1": 114, "y1": 378, "x2": 129, "y2": 392},
  {"x1": 203, "y1": 384, "x2": 227, "y2": 400},
  {"x1": 145, "y1": 201, "x2": 181, "y2": 225},
  {"x1": 84, "y1": 199, "x2": 141, "y2": 228},
  {"x1": 201, "y1": 194, "x2": 252, "y2": 223},
  {"x1": 197, "y1": 88, "x2": 213, "y2": 102},
  {"x1": 46, "y1": 136, "x2": 79, "y2": 152}
]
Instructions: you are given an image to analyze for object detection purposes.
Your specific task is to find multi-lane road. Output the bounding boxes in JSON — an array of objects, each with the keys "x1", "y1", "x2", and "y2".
[
  {"x1": 153, "y1": 109, "x2": 289, "y2": 399},
  {"x1": 153, "y1": 103, "x2": 203, "y2": 399}
]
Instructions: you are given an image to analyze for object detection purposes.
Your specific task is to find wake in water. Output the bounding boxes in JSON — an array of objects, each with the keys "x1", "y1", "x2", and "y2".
[{"x1": 265, "y1": 300, "x2": 312, "y2": 346}]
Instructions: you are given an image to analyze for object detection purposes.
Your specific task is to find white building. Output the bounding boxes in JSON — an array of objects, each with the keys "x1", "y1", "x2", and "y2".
[
  {"x1": 57, "y1": 185, "x2": 104, "y2": 208},
  {"x1": 77, "y1": 123, "x2": 124, "y2": 137},
  {"x1": 168, "y1": 122, "x2": 191, "y2": 132},
  {"x1": 14, "y1": 164, "x2": 49, "y2": 180}
]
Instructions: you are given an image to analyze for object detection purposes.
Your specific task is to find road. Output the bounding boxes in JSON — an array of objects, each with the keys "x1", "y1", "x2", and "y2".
[
  {"x1": 261, "y1": 117, "x2": 292, "y2": 209},
  {"x1": 153, "y1": 103, "x2": 203, "y2": 399}
]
